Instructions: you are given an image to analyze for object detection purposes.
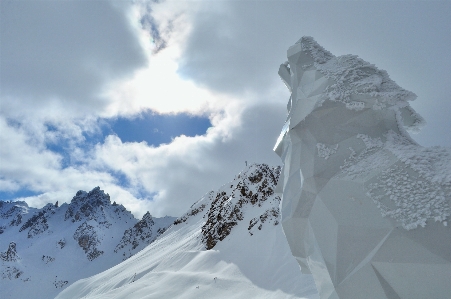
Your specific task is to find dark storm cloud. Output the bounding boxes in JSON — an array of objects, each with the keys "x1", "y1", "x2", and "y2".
[{"x1": 0, "y1": 0, "x2": 147, "y2": 106}]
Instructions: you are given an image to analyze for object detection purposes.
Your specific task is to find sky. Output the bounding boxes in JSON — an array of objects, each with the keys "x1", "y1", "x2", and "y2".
[{"x1": 1, "y1": 0, "x2": 450, "y2": 218}]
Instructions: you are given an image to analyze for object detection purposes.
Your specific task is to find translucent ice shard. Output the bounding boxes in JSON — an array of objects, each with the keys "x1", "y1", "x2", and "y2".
[{"x1": 275, "y1": 36, "x2": 451, "y2": 299}]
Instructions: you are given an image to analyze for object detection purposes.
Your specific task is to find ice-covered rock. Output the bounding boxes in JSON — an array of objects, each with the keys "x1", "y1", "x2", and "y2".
[{"x1": 275, "y1": 36, "x2": 451, "y2": 299}]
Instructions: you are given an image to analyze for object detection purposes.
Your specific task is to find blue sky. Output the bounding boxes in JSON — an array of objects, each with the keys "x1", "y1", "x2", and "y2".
[
  {"x1": 1, "y1": 0, "x2": 450, "y2": 218},
  {"x1": 0, "y1": 113, "x2": 211, "y2": 201},
  {"x1": 107, "y1": 113, "x2": 211, "y2": 145}
]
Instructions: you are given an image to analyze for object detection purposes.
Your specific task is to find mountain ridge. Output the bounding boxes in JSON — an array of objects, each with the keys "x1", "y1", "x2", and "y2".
[
  {"x1": 56, "y1": 163, "x2": 318, "y2": 299},
  {"x1": 0, "y1": 187, "x2": 175, "y2": 299}
]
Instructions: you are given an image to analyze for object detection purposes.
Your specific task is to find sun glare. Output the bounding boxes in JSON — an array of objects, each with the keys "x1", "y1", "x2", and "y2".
[{"x1": 102, "y1": 1, "x2": 221, "y2": 118}]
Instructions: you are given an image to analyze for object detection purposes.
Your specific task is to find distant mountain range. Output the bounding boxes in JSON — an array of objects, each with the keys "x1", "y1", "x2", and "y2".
[
  {"x1": 0, "y1": 187, "x2": 175, "y2": 299},
  {"x1": 56, "y1": 164, "x2": 318, "y2": 299},
  {"x1": 1, "y1": 164, "x2": 318, "y2": 298}
]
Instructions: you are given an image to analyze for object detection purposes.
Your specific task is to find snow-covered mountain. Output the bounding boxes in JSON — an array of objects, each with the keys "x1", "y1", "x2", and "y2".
[
  {"x1": 56, "y1": 164, "x2": 319, "y2": 299},
  {"x1": 0, "y1": 187, "x2": 175, "y2": 299}
]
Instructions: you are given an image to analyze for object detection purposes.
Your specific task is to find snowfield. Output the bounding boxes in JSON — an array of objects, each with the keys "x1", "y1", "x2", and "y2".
[
  {"x1": 0, "y1": 188, "x2": 174, "y2": 299},
  {"x1": 56, "y1": 164, "x2": 319, "y2": 299}
]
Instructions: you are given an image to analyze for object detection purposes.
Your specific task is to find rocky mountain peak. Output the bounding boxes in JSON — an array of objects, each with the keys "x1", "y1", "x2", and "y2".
[
  {"x1": 65, "y1": 187, "x2": 113, "y2": 222},
  {"x1": 71, "y1": 187, "x2": 110, "y2": 206},
  {"x1": 201, "y1": 163, "x2": 281, "y2": 249},
  {"x1": 172, "y1": 163, "x2": 282, "y2": 250},
  {"x1": 1, "y1": 188, "x2": 175, "y2": 298},
  {"x1": 141, "y1": 211, "x2": 153, "y2": 223}
]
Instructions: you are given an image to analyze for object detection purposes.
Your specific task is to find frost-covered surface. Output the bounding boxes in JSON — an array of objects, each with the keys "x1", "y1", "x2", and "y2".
[
  {"x1": 56, "y1": 164, "x2": 318, "y2": 299},
  {"x1": 276, "y1": 36, "x2": 451, "y2": 299},
  {"x1": 316, "y1": 143, "x2": 338, "y2": 160},
  {"x1": 340, "y1": 131, "x2": 451, "y2": 230},
  {"x1": 281, "y1": 36, "x2": 450, "y2": 230},
  {"x1": 0, "y1": 187, "x2": 174, "y2": 299},
  {"x1": 298, "y1": 36, "x2": 425, "y2": 133}
]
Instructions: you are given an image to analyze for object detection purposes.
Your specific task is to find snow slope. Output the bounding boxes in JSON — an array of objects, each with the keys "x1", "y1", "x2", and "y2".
[
  {"x1": 0, "y1": 187, "x2": 174, "y2": 299},
  {"x1": 56, "y1": 164, "x2": 319, "y2": 299}
]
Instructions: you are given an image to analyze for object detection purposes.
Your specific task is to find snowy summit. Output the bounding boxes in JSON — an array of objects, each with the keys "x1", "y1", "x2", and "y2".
[{"x1": 0, "y1": 187, "x2": 174, "y2": 299}]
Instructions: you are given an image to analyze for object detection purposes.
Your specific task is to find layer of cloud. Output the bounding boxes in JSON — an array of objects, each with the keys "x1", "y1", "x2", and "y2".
[
  {"x1": 0, "y1": 0, "x2": 146, "y2": 119},
  {"x1": 89, "y1": 103, "x2": 285, "y2": 216},
  {"x1": 1, "y1": 0, "x2": 450, "y2": 219}
]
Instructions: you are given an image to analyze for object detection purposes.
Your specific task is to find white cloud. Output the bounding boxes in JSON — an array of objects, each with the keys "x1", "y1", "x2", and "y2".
[
  {"x1": 89, "y1": 103, "x2": 285, "y2": 216},
  {"x1": 1, "y1": 0, "x2": 450, "y2": 220},
  {"x1": 0, "y1": 0, "x2": 146, "y2": 121}
]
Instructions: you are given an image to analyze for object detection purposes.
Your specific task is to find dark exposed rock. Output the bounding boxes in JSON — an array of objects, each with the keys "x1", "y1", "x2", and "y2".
[
  {"x1": 248, "y1": 206, "x2": 280, "y2": 236},
  {"x1": 201, "y1": 164, "x2": 281, "y2": 250},
  {"x1": 174, "y1": 203, "x2": 207, "y2": 225},
  {"x1": 2, "y1": 205, "x2": 23, "y2": 219},
  {"x1": 19, "y1": 210, "x2": 49, "y2": 238},
  {"x1": 9, "y1": 213, "x2": 22, "y2": 226},
  {"x1": 18, "y1": 203, "x2": 56, "y2": 238},
  {"x1": 54, "y1": 279, "x2": 69, "y2": 288},
  {"x1": 114, "y1": 212, "x2": 171, "y2": 260},
  {"x1": 1, "y1": 242, "x2": 19, "y2": 262},
  {"x1": 57, "y1": 239, "x2": 66, "y2": 249},
  {"x1": 73, "y1": 222, "x2": 103, "y2": 261},
  {"x1": 1, "y1": 266, "x2": 23, "y2": 280},
  {"x1": 42, "y1": 255, "x2": 55, "y2": 264},
  {"x1": 1, "y1": 203, "x2": 28, "y2": 233},
  {"x1": 65, "y1": 187, "x2": 112, "y2": 223}
]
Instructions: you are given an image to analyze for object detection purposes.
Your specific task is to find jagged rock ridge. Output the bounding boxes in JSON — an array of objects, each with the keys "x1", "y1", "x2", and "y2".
[
  {"x1": 171, "y1": 163, "x2": 282, "y2": 250},
  {"x1": 115, "y1": 211, "x2": 174, "y2": 260},
  {"x1": 56, "y1": 163, "x2": 318, "y2": 299},
  {"x1": 0, "y1": 187, "x2": 175, "y2": 299}
]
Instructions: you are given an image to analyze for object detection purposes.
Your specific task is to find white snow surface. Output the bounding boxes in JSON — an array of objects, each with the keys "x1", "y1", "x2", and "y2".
[
  {"x1": 0, "y1": 188, "x2": 174, "y2": 299},
  {"x1": 284, "y1": 36, "x2": 451, "y2": 231},
  {"x1": 56, "y1": 164, "x2": 318, "y2": 299},
  {"x1": 339, "y1": 131, "x2": 451, "y2": 229},
  {"x1": 276, "y1": 36, "x2": 451, "y2": 299},
  {"x1": 298, "y1": 36, "x2": 425, "y2": 133}
]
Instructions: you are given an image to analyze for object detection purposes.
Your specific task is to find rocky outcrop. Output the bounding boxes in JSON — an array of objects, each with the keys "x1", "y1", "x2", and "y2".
[
  {"x1": 19, "y1": 203, "x2": 56, "y2": 238},
  {"x1": 0, "y1": 187, "x2": 174, "y2": 298},
  {"x1": 1, "y1": 266, "x2": 23, "y2": 280},
  {"x1": 65, "y1": 187, "x2": 112, "y2": 224},
  {"x1": 0, "y1": 202, "x2": 28, "y2": 234},
  {"x1": 173, "y1": 164, "x2": 281, "y2": 250},
  {"x1": 1, "y1": 242, "x2": 19, "y2": 262},
  {"x1": 0, "y1": 242, "x2": 23, "y2": 280},
  {"x1": 115, "y1": 212, "x2": 175, "y2": 260},
  {"x1": 173, "y1": 201, "x2": 208, "y2": 225},
  {"x1": 73, "y1": 222, "x2": 103, "y2": 261},
  {"x1": 248, "y1": 206, "x2": 280, "y2": 236}
]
